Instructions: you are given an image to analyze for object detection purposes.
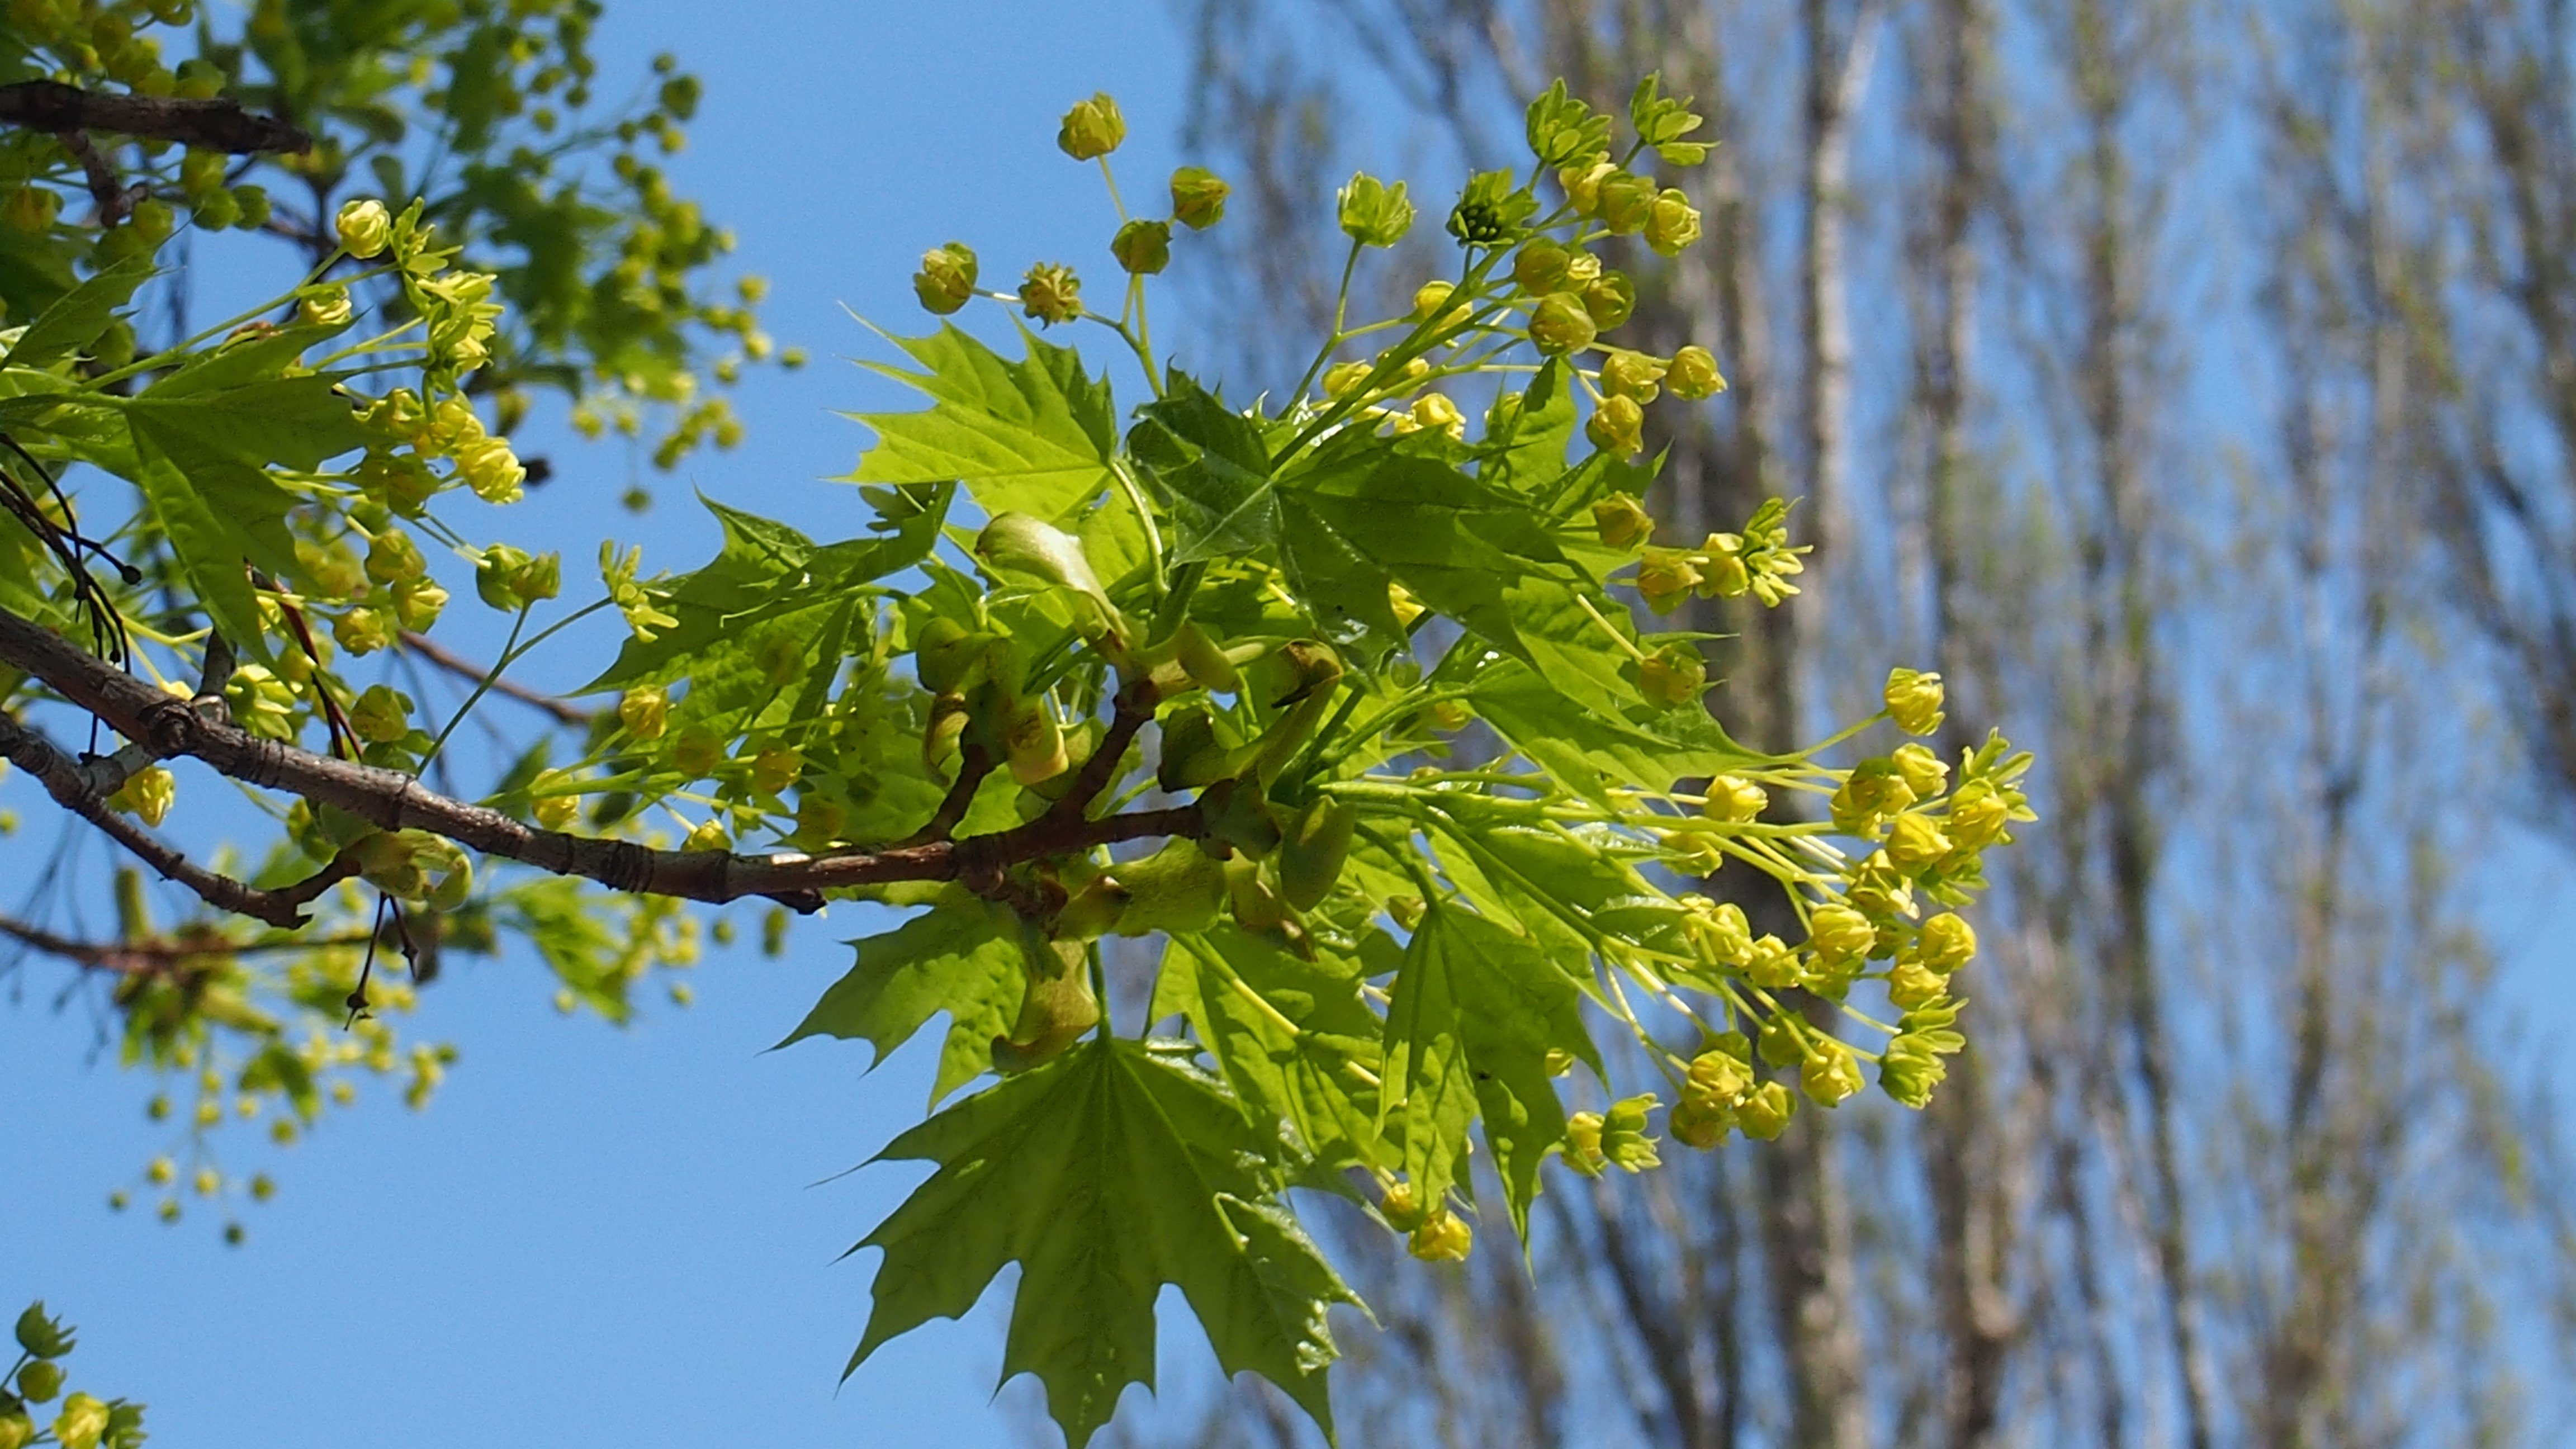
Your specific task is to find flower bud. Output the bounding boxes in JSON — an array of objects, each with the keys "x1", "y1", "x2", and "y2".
[
  {"x1": 1585, "y1": 394, "x2": 1644, "y2": 456},
  {"x1": 1736, "y1": 1080, "x2": 1796, "y2": 1139},
  {"x1": 456, "y1": 436, "x2": 525, "y2": 504},
  {"x1": 619, "y1": 686, "x2": 669, "y2": 741},
  {"x1": 1056, "y1": 92, "x2": 1126, "y2": 160},
  {"x1": 1559, "y1": 158, "x2": 1614, "y2": 215},
  {"x1": 751, "y1": 745, "x2": 804, "y2": 794},
  {"x1": 392, "y1": 578, "x2": 447, "y2": 631},
  {"x1": 335, "y1": 198, "x2": 392, "y2": 258},
  {"x1": 1337, "y1": 172, "x2": 1415, "y2": 248},
  {"x1": 1412, "y1": 279, "x2": 1457, "y2": 320},
  {"x1": 1742, "y1": 933, "x2": 1800, "y2": 988},
  {"x1": 16, "y1": 1360, "x2": 63, "y2": 1403},
  {"x1": 1410, "y1": 392, "x2": 1466, "y2": 440},
  {"x1": 913, "y1": 241, "x2": 978, "y2": 315},
  {"x1": 1886, "y1": 813, "x2": 1954, "y2": 872},
  {"x1": 533, "y1": 793, "x2": 579, "y2": 830},
  {"x1": 1583, "y1": 271, "x2": 1636, "y2": 329},
  {"x1": 1947, "y1": 783, "x2": 2012, "y2": 850},
  {"x1": 1883, "y1": 667, "x2": 1945, "y2": 735},
  {"x1": 1802, "y1": 1040, "x2": 1865, "y2": 1106},
  {"x1": 1687, "y1": 1046, "x2": 1752, "y2": 1105},
  {"x1": 1646, "y1": 187, "x2": 1702, "y2": 255},
  {"x1": 1600, "y1": 349, "x2": 1665, "y2": 402},
  {"x1": 1591, "y1": 492, "x2": 1654, "y2": 551},
  {"x1": 1830, "y1": 759, "x2": 1916, "y2": 833},
  {"x1": 1002, "y1": 703, "x2": 1068, "y2": 787},
  {"x1": 0, "y1": 1412, "x2": 30, "y2": 1449},
  {"x1": 1669, "y1": 1097, "x2": 1734, "y2": 1149},
  {"x1": 300, "y1": 285, "x2": 353, "y2": 328},
  {"x1": 334, "y1": 606, "x2": 394, "y2": 656},
  {"x1": 108, "y1": 764, "x2": 176, "y2": 827},
  {"x1": 1637, "y1": 642, "x2": 1704, "y2": 708},
  {"x1": 351, "y1": 684, "x2": 410, "y2": 745},
  {"x1": 1888, "y1": 957, "x2": 1947, "y2": 1010},
  {"x1": 670, "y1": 727, "x2": 724, "y2": 777},
  {"x1": 1018, "y1": 263, "x2": 1083, "y2": 327},
  {"x1": 1408, "y1": 1208, "x2": 1472, "y2": 1262},
  {"x1": 1565, "y1": 1110, "x2": 1608, "y2": 1174},
  {"x1": 1596, "y1": 170, "x2": 1656, "y2": 233},
  {"x1": 1111, "y1": 218, "x2": 1171, "y2": 275},
  {"x1": 52, "y1": 1394, "x2": 108, "y2": 1449},
  {"x1": 685, "y1": 818, "x2": 729, "y2": 853},
  {"x1": 1635, "y1": 547, "x2": 1702, "y2": 614},
  {"x1": 1914, "y1": 912, "x2": 1977, "y2": 974},
  {"x1": 1891, "y1": 742, "x2": 1949, "y2": 801},
  {"x1": 1682, "y1": 897, "x2": 1753, "y2": 965},
  {"x1": 1702, "y1": 773, "x2": 1767, "y2": 824},
  {"x1": 364, "y1": 528, "x2": 425, "y2": 585},
  {"x1": 1321, "y1": 359, "x2": 1372, "y2": 399},
  {"x1": 1666, "y1": 344, "x2": 1726, "y2": 399},
  {"x1": 1807, "y1": 903, "x2": 1876, "y2": 965},
  {"x1": 1379, "y1": 1180, "x2": 1427, "y2": 1231},
  {"x1": 1170, "y1": 166, "x2": 1229, "y2": 229},
  {"x1": 1527, "y1": 292, "x2": 1597, "y2": 356},
  {"x1": 1511, "y1": 239, "x2": 1570, "y2": 293}
]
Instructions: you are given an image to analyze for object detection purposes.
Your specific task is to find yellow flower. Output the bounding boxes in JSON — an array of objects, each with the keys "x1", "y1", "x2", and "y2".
[
  {"x1": 1884, "y1": 667, "x2": 1946, "y2": 735},
  {"x1": 1702, "y1": 773, "x2": 1768, "y2": 823},
  {"x1": 1666, "y1": 344, "x2": 1727, "y2": 399},
  {"x1": 1590, "y1": 492, "x2": 1654, "y2": 551},
  {"x1": 335, "y1": 198, "x2": 392, "y2": 258},
  {"x1": 1055, "y1": 92, "x2": 1126, "y2": 159}
]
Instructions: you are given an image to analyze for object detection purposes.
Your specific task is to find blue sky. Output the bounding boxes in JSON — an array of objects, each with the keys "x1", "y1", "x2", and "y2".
[{"x1": 0, "y1": 3, "x2": 1238, "y2": 1445}]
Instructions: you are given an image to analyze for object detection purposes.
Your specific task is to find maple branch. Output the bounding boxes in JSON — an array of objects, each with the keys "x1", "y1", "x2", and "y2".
[
  {"x1": 0, "y1": 708, "x2": 358, "y2": 927},
  {"x1": 0, "y1": 604, "x2": 1208, "y2": 920},
  {"x1": 0, "y1": 80, "x2": 312, "y2": 154},
  {"x1": 399, "y1": 630, "x2": 590, "y2": 727},
  {"x1": 0, "y1": 913, "x2": 377, "y2": 977}
]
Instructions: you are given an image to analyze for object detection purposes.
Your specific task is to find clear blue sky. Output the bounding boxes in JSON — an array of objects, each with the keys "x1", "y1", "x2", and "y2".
[{"x1": 0, "y1": 4, "x2": 1240, "y2": 1445}]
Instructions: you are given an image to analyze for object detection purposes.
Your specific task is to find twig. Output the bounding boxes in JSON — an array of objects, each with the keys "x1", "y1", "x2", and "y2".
[
  {"x1": 0, "y1": 80, "x2": 311, "y2": 154},
  {"x1": 902, "y1": 742, "x2": 996, "y2": 846},
  {"x1": 0, "y1": 602, "x2": 1208, "y2": 918},
  {"x1": 399, "y1": 630, "x2": 590, "y2": 726},
  {"x1": 0, "y1": 707, "x2": 358, "y2": 927},
  {"x1": 0, "y1": 913, "x2": 377, "y2": 976}
]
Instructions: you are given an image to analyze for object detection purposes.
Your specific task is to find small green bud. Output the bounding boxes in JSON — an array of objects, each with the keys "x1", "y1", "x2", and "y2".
[
  {"x1": 1886, "y1": 813, "x2": 1954, "y2": 872},
  {"x1": 1883, "y1": 667, "x2": 1945, "y2": 735},
  {"x1": 1017, "y1": 262, "x2": 1083, "y2": 326},
  {"x1": 1111, "y1": 218, "x2": 1171, "y2": 275},
  {"x1": 1636, "y1": 642, "x2": 1704, "y2": 708},
  {"x1": 1592, "y1": 493, "x2": 1654, "y2": 551},
  {"x1": 1888, "y1": 957, "x2": 1948, "y2": 1010},
  {"x1": 107, "y1": 764, "x2": 174, "y2": 827},
  {"x1": 15, "y1": 1360, "x2": 62, "y2": 1403},
  {"x1": 1379, "y1": 1180, "x2": 1427, "y2": 1231},
  {"x1": 350, "y1": 684, "x2": 410, "y2": 745},
  {"x1": 1736, "y1": 1080, "x2": 1796, "y2": 1139},
  {"x1": 1583, "y1": 272, "x2": 1637, "y2": 330},
  {"x1": 1337, "y1": 172, "x2": 1414, "y2": 247},
  {"x1": 1892, "y1": 742, "x2": 1950, "y2": 799},
  {"x1": 1596, "y1": 169, "x2": 1656, "y2": 233},
  {"x1": 1668, "y1": 345, "x2": 1726, "y2": 399},
  {"x1": 335, "y1": 198, "x2": 392, "y2": 258},
  {"x1": 1802, "y1": 1039, "x2": 1866, "y2": 1106},
  {"x1": 1743, "y1": 933, "x2": 1800, "y2": 989},
  {"x1": 1586, "y1": 394, "x2": 1644, "y2": 456},
  {"x1": 52, "y1": 1393, "x2": 108, "y2": 1449},
  {"x1": 364, "y1": 528, "x2": 425, "y2": 585},
  {"x1": 0, "y1": 1410, "x2": 31, "y2": 1449},
  {"x1": 1527, "y1": 292, "x2": 1597, "y2": 356},
  {"x1": 1407, "y1": 1208, "x2": 1472, "y2": 1262},
  {"x1": 1600, "y1": 349, "x2": 1666, "y2": 402},
  {"x1": 913, "y1": 241, "x2": 978, "y2": 315},
  {"x1": 1635, "y1": 547, "x2": 1702, "y2": 613},
  {"x1": 750, "y1": 745, "x2": 804, "y2": 795},
  {"x1": 1170, "y1": 166, "x2": 1229, "y2": 229},
  {"x1": 618, "y1": 686, "x2": 669, "y2": 741},
  {"x1": 1511, "y1": 239, "x2": 1570, "y2": 293},
  {"x1": 1703, "y1": 773, "x2": 1767, "y2": 823},
  {"x1": 1646, "y1": 187, "x2": 1703, "y2": 254},
  {"x1": 1913, "y1": 912, "x2": 1977, "y2": 974},
  {"x1": 1057, "y1": 92, "x2": 1126, "y2": 160},
  {"x1": 1806, "y1": 903, "x2": 1875, "y2": 964}
]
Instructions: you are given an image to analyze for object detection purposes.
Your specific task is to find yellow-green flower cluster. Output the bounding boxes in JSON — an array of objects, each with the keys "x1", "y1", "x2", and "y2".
[{"x1": 1630, "y1": 497, "x2": 1810, "y2": 611}]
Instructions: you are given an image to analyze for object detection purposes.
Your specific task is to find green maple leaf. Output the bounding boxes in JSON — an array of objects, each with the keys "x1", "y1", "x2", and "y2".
[
  {"x1": 844, "y1": 324, "x2": 1116, "y2": 522},
  {"x1": 777, "y1": 891, "x2": 1027, "y2": 1105},
  {"x1": 848, "y1": 1037, "x2": 1361, "y2": 1448},
  {"x1": 1153, "y1": 926, "x2": 1384, "y2": 1176},
  {"x1": 1382, "y1": 906, "x2": 1591, "y2": 1239}
]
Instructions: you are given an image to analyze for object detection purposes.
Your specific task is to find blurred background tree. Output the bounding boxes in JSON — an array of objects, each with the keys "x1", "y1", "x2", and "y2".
[{"x1": 1112, "y1": 1, "x2": 2576, "y2": 1444}]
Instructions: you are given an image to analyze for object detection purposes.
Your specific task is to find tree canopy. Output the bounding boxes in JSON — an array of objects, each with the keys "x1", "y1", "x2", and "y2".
[{"x1": 0, "y1": 9, "x2": 2025, "y2": 1446}]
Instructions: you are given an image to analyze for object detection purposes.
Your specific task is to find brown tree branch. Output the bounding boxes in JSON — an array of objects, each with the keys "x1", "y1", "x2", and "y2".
[
  {"x1": 0, "y1": 913, "x2": 377, "y2": 976},
  {"x1": 0, "y1": 604, "x2": 1205, "y2": 920},
  {"x1": 0, "y1": 708, "x2": 358, "y2": 927},
  {"x1": 399, "y1": 630, "x2": 591, "y2": 726},
  {"x1": 0, "y1": 80, "x2": 311, "y2": 155}
]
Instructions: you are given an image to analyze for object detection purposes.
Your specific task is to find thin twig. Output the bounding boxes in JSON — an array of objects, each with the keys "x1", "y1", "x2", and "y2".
[
  {"x1": 399, "y1": 629, "x2": 590, "y2": 726},
  {"x1": 0, "y1": 80, "x2": 311, "y2": 154},
  {"x1": 0, "y1": 913, "x2": 378, "y2": 976}
]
